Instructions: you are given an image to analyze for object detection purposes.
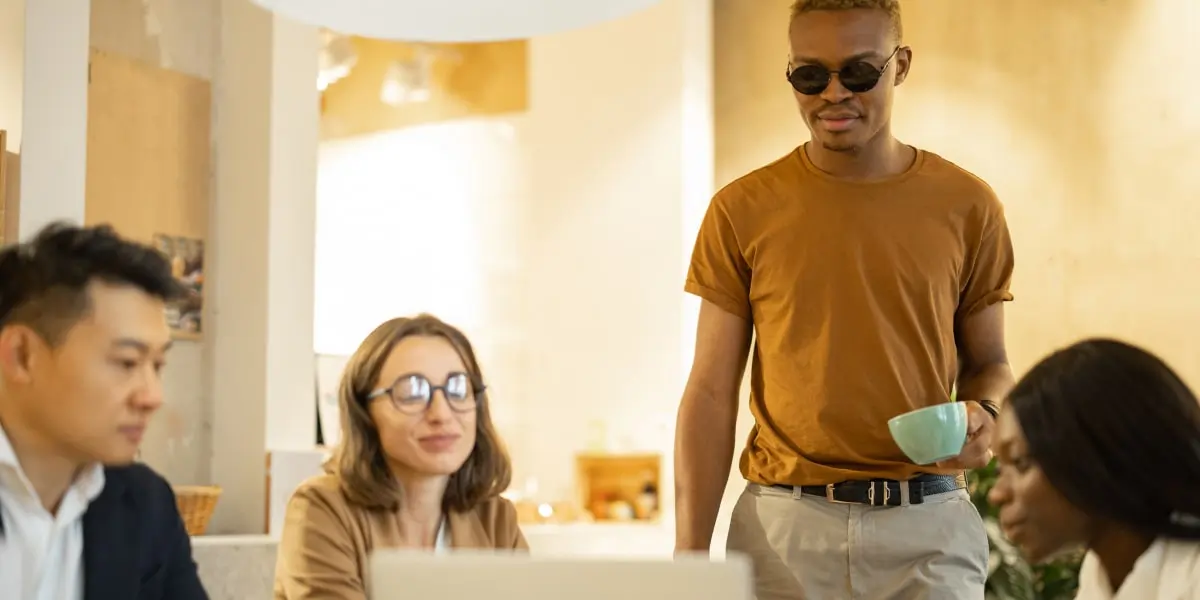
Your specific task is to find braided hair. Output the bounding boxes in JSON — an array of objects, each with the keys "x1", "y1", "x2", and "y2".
[{"x1": 1009, "y1": 338, "x2": 1200, "y2": 539}]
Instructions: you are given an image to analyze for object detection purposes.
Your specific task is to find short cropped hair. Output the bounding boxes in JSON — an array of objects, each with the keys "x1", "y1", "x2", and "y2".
[
  {"x1": 790, "y1": 0, "x2": 903, "y2": 43},
  {"x1": 332, "y1": 314, "x2": 512, "y2": 513},
  {"x1": 0, "y1": 222, "x2": 184, "y2": 344}
]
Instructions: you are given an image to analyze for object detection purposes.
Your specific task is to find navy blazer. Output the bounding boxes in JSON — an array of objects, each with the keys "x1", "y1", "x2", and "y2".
[{"x1": 81, "y1": 463, "x2": 209, "y2": 600}]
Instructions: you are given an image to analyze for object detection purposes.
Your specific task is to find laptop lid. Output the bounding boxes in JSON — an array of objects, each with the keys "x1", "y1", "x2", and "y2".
[{"x1": 368, "y1": 550, "x2": 752, "y2": 600}]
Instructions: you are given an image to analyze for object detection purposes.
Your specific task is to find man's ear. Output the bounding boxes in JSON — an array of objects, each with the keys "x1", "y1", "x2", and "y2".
[
  {"x1": 894, "y1": 46, "x2": 912, "y2": 87},
  {"x1": 0, "y1": 325, "x2": 39, "y2": 385}
]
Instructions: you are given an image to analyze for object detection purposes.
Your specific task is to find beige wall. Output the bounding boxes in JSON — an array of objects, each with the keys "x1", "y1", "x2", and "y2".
[
  {"x1": 0, "y1": 0, "x2": 214, "y2": 487},
  {"x1": 0, "y1": 0, "x2": 23, "y2": 147},
  {"x1": 518, "y1": 0, "x2": 712, "y2": 507},
  {"x1": 715, "y1": 0, "x2": 1200, "y2": 381},
  {"x1": 90, "y1": 0, "x2": 217, "y2": 80},
  {"x1": 89, "y1": 0, "x2": 218, "y2": 488}
]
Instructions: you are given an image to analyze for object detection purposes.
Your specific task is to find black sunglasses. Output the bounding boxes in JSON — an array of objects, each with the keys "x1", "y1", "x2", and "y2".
[{"x1": 786, "y1": 47, "x2": 902, "y2": 96}]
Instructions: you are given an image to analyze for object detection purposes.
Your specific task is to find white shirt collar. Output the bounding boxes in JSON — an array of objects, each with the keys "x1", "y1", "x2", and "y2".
[{"x1": 0, "y1": 423, "x2": 106, "y2": 512}]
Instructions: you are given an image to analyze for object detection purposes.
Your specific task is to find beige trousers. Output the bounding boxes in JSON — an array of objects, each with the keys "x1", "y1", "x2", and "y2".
[{"x1": 727, "y1": 483, "x2": 988, "y2": 600}]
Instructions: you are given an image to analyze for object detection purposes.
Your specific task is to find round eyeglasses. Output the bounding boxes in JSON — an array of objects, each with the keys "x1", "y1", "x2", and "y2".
[
  {"x1": 366, "y1": 372, "x2": 481, "y2": 415},
  {"x1": 786, "y1": 46, "x2": 902, "y2": 96}
]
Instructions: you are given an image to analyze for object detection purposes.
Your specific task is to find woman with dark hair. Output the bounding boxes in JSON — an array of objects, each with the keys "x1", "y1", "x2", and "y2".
[
  {"x1": 274, "y1": 314, "x2": 525, "y2": 599},
  {"x1": 988, "y1": 338, "x2": 1200, "y2": 599}
]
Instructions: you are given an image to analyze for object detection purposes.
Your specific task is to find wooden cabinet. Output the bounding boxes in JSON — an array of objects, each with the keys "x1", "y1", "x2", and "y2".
[
  {"x1": 0, "y1": 130, "x2": 7, "y2": 246},
  {"x1": 576, "y1": 453, "x2": 661, "y2": 522},
  {"x1": 85, "y1": 50, "x2": 211, "y2": 339},
  {"x1": 0, "y1": 130, "x2": 16, "y2": 246}
]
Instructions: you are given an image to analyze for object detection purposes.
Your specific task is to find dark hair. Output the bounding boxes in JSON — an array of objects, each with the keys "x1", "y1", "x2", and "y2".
[
  {"x1": 0, "y1": 222, "x2": 184, "y2": 344},
  {"x1": 1009, "y1": 338, "x2": 1200, "y2": 539},
  {"x1": 332, "y1": 313, "x2": 512, "y2": 513}
]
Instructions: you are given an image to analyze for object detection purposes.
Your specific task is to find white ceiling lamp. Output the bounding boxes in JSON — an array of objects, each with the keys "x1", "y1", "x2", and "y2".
[{"x1": 249, "y1": 0, "x2": 664, "y2": 43}]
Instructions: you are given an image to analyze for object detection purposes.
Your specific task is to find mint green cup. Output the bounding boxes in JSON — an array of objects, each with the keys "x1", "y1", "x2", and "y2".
[{"x1": 887, "y1": 402, "x2": 968, "y2": 465}]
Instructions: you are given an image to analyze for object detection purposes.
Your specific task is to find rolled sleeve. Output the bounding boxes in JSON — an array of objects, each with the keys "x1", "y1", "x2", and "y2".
[
  {"x1": 685, "y1": 193, "x2": 752, "y2": 320},
  {"x1": 957, "y1": 203, "x2": 1015, "y2": 321}
]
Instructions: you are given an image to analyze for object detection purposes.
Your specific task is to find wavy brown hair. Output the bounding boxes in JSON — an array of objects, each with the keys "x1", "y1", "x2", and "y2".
[{"x1": 331, "y1": 314, "x2": 512, "y2": 512}]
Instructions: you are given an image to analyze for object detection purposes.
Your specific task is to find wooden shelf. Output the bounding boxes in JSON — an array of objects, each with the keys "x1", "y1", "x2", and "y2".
[
  {"x1": 0, "y1": 130, "x2": 7, "y2": 246},
  {"x1": 575, "y1": 453, "x2": 661, "y2": 522}
]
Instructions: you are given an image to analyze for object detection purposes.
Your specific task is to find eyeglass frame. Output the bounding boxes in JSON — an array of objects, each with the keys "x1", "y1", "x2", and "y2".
[
  {"x1": 365, "y1": 371, "x2": 486, "y2": 414},
  {"x1": 785, "y1": 46, "x2": 905, "y2": 96}
]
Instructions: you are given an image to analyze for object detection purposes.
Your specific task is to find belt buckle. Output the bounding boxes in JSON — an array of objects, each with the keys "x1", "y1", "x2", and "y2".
[
  {"x1": 867, "y1": 481, "x2": 892, "y2": 507},
  {"x1": 824, "y1": 483, "x2": 855, "y2": 504}
]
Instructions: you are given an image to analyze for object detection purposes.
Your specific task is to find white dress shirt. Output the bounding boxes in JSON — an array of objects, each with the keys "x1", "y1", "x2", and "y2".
[
  {"x1": 1076, "y1": 538, "x2": 1200, "y2": 600},
  {"x1": 0, "y1": 425, "x2": 105, "y2": 600}
]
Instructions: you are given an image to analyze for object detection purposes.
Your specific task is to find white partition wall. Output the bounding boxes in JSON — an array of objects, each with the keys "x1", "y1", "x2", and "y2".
[
  {"x1": 17, "y1": 0, "x2": 90, "y2": 235},
  {"x1": 207, "y1": 0, "x2": 319, "y2": 534}
]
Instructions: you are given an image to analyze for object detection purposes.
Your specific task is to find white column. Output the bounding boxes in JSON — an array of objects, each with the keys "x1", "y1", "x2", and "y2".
[
  {"x1": 18, "y1": 0, "x2": 90, "y2": 236},
  {"x1": 265, "y1": 9, "x2": 319, "y2": 452},
  {"x1": 207, "y1": 0, "x2": 317, "y2": 534}
]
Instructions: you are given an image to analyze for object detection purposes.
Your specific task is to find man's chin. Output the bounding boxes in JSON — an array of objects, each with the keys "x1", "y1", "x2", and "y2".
[
  {"x1": 96, "y1": 447, "x2": 140, "y2": 466},
  {"x1": 818, "y1": 136, "x2": 862, "y2": 153}
]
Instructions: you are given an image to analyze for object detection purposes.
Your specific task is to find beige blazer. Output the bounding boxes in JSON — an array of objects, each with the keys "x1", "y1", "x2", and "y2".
[{"x1": 273, "y1": 473, "x2": 527, "y2": 599}]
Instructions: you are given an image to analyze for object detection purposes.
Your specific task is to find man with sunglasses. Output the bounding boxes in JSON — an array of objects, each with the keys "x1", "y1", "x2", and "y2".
[{"x1": 674, "y1": 1, "x2": 1014, "y2": 598}]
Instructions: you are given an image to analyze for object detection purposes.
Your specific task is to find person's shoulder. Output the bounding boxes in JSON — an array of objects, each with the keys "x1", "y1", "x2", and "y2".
[
  {"x1": 917, "y1": 150, "x2": 1005, "y2": 214},
  {"x1": 290, "y1": 472, "x2": 351, "y2": 509},
  {"x1": 468, "y1": 495, "x2": 521, "y2": 536},
  {"x1": 1073, "y1": 550, "x2": 1109, "y2": 598},
  {"x1": 279, "y1": 473, "x2": 364, "y2": 544},
  {"x1": 712, "y1": 148, "x2": 805, "y2": 211},
  {"x1": 97, "y1": 464, "x2": 183, "y2": 533},
  {"x1": 471, "y1": 494, "x2": 518, "y2": 520},
  {"x1": 103, "y1": 462, "x2": 173, "y2": 503},
  {"x1": 1160, "y1": 537, "x2": 1200, "y2": 583}
]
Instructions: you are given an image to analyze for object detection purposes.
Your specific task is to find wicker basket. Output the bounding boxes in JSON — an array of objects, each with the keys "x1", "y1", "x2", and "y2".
[{"x1": 174, "y1": 485, "x2": 221, "y2": 536}]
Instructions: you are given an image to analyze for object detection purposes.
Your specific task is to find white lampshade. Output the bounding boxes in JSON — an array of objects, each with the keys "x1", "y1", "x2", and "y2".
[{"x1": 248, "y1": 0, "x2": 665, "y2": 42}]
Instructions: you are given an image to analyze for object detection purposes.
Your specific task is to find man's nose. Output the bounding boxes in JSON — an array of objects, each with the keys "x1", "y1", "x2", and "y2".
[
  {"x1": 819, "y1": 74, "x2": 854, "y2": 104},
  {"x1": 132, "y1": 373, "x2": 165, "y2": 411}
]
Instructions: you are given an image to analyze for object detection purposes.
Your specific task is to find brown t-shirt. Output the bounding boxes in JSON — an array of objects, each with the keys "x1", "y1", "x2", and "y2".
[{"x1": 686, "y1": 146, "x2": 1014, "y2": 486}]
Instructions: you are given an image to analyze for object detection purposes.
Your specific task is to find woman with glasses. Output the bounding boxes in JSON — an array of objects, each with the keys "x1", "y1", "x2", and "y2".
[
  {"x1": 274, "y1": 314, "x2": 525, "y2": 599},
  {"x1": 988, "y1": 338, "x2": 1200, "y2": 599}
]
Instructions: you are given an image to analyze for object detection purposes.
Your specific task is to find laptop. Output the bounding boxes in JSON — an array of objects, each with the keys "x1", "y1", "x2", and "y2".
[{"x1": 368, "y1": 550, "x2": 753, "y2": 600}]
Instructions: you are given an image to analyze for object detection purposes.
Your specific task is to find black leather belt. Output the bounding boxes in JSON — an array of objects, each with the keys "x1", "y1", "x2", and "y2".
[{"x1": 771, "y1": 473, "x2": 960, "y2": 507}]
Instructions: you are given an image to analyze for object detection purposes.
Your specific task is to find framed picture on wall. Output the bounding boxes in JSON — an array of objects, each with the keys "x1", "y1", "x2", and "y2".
[{"x1": 152, "y1": 233, "x2": 205, "y2": 339}]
